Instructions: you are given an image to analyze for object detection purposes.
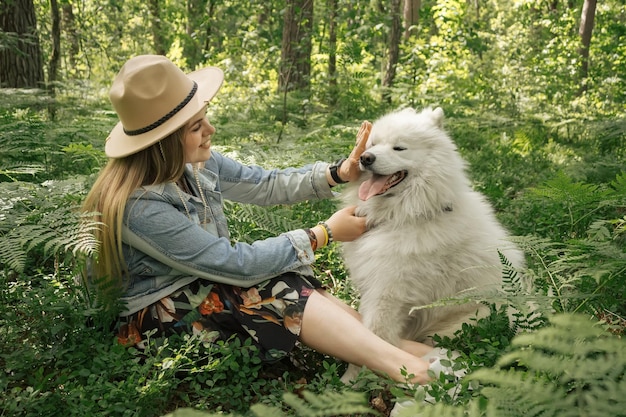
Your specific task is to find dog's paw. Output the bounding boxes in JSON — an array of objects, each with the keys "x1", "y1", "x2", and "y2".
[
  {"x1": 422, "y1": 347, "x2": 466, "y2": 380},
  {"x1": 427, "y1": 357, "x2": 467, "y2": 380},
  {"x1": 340, "y1": 364, "x2": 362, "y2": 385}
]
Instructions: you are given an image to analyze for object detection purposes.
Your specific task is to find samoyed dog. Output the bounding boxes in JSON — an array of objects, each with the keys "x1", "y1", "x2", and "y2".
[{"x1": 341, "y1": 107, "x2": 525, "y2": 357}]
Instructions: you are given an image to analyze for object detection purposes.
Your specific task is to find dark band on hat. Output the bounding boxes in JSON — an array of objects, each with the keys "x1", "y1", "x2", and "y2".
[{"x1": 123, "y1": 82, "x2": 198, "y2": 136}]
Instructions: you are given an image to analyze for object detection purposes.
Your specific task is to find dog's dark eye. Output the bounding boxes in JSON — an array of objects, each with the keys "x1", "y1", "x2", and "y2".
[{"x1": 393, "y1": 146, "x2": 407, "y2": 151}]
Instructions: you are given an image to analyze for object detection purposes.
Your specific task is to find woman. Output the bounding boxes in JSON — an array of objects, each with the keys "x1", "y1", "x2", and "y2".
[{"x1": 82, "y1": 54, "x2": 437, "y2": 384}]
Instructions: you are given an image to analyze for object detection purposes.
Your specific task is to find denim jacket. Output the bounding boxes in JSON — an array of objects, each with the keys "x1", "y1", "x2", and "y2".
[{"x1": 119, "y1": 151, "x2": 334, "y2": 316}]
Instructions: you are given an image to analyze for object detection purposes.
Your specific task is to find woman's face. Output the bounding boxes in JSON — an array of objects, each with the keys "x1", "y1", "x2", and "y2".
[{"x1": 183, "y1": 106, "x2": 215, "y2": 164}]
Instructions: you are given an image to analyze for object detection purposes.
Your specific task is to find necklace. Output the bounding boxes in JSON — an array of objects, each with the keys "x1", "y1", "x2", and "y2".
[
  {"x1": 174, "y1": 182, "x2": 192, "y2": 218},
  {"x1": 173, "y1": 165, "x2": 210, "y2": 226},
  {"x1": 193, "y1": 165, "x2": 210, "y2": 225}
]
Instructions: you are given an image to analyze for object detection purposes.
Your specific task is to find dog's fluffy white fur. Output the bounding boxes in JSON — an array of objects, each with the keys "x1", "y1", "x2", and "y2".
[{"x1": 341, "y1": 107, "x2": 525, "y2": 350}]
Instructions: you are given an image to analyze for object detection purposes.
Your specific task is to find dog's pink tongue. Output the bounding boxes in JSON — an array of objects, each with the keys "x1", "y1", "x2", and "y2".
[{"x1": 358, "y1": 176, "x2": 390, "y2": 201}]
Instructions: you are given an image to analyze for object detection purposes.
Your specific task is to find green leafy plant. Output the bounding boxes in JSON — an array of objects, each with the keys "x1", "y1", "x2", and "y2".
[
  {"x1": 390, "y1": 313, "x2": 626, "y2": 417},
  {"x1": 0, "y1": 178, "x2": 97, "y2": 275},
  {"x1": 163, "y1": 389, "x2": 375, "y2": 417}
]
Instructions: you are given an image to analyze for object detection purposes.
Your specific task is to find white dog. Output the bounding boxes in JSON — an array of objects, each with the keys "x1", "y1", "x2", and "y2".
[{"x1": 341, "y1": 107, "x2": 525, "y2": 362}]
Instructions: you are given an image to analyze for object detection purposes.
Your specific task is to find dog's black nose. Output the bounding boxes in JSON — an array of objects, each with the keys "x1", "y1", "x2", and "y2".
[{"x1": 360, "y1": 152, "x2": 376, "y2": 166}]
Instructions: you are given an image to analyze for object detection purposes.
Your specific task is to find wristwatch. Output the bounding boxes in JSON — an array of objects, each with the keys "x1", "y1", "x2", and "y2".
[{"x1": 329, "y1": 158, "x2": 348, "y2": 185}]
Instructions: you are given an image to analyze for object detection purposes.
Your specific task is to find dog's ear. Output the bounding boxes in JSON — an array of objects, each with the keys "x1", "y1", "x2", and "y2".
[{"x1": 431, "y1": 107, "x2": 444, "y2": 128}]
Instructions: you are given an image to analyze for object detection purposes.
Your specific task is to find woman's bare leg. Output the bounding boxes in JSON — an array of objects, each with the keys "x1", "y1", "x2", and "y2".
[
  {"x1": 398, "y1": 340, "x2": 435, "y2": 357},
  {"x1": 316, "y1": 289, "x2": 361, "y2": 319},
  {"x1": 317, "y1": 289, "x2": 435, "y2": 358},
  {"x1": 300, "y1": 290, "x2": 431, "y2": 384}
]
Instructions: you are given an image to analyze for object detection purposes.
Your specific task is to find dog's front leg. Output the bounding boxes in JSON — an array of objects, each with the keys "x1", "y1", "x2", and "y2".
[{"x1": 360, "y1": 297, "x2": 408, "y2": 347}]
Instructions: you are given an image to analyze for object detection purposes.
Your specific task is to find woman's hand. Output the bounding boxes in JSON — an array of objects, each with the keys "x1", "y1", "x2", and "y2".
[
  {"x1": 324, "y1": 205, "x2": 366, "y2": 242},
  {"x1": 339, "y1": 121, "x2": 371, "y2": 183}
]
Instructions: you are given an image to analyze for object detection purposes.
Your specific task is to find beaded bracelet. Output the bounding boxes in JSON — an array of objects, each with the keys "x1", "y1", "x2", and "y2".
[
  {"x1": 317, "y1": 221, "x2": 333, "y2": 244},
  {"x1": 305, "y1": 228, "x2": 318, "y2": 251}
]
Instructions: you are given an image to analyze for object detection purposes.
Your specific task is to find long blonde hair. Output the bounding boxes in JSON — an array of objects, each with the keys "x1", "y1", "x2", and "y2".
[{"x1": 82, "y1": 127, "x2": 187, "y2": 291}]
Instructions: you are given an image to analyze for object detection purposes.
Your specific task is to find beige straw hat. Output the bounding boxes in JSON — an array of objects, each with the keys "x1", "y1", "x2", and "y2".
[{"x1": 105, "y1": 55, "x2": 224, "y2": 158}]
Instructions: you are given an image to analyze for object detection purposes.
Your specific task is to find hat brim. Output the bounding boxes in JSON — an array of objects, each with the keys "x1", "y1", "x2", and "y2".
[{"x1": 105, "y1": 66, "x2": 224, "y2": 159}]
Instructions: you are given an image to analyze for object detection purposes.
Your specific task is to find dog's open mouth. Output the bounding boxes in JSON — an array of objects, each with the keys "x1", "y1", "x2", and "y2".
[{"x1": 358, "y1": 170, "x2": 407, "y2": 201}]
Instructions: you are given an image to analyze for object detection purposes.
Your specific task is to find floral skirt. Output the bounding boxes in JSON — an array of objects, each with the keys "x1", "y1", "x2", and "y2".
[{"x1": 115, "y1": 273, "x2": 323, "y2": 362}]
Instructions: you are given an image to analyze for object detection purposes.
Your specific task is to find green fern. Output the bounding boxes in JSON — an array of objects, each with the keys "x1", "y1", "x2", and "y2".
[
  {"x1": 224, "y1": 199, "x2": 332, "y2": 244},
  {"x1": 482, "y1": 313, "x2": 626, "y2": 416},
  {"x1": 0, "y1": 208, "x2": 100, "y2": 273},
  {"x1": 512, "y1": 236, "x2": 590, "y2": 311},
  {"x1": 163, "y1": 390, "x2": 374, "y2": 417},
  {"x1": 499, "y1": 250, "x2": 547, "y2": 332},
  {"x1": 0, "y1": 178, "x2": 97, "y2": 273},
  {"x1": 511, "y1": 228, "x2": 626, "y2": 318},
  {"x1": 253, "y1": 390, "x2": 374, "y2": 417},
  {"x1": 0, "y1": 117, "x2": 50, "y2": 181},
  {"x1": 526, "y1": 172, "x2": 622, "y2": 239},
  {"x1": 529, "y1": 172, "x2": 606, "y2": 202},
  {"x1": 237, "y1": 204, "x2": 302, "y2": 236},
  {"x1": 499, "y1": 250, "x2": 525, "y2": 296},
  {"x1": 0, "y1": 233, "x2": 26, "y2": 272},
  {"x1": 610, "y1": 171, "x2": 626, "y2": 194},
  {"x1": 393, "y1": 313, "x2": 626, "y2": 417}
]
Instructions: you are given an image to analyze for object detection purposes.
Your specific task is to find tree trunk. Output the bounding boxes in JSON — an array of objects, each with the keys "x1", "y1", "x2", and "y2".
[
  {"x1": 382, "y1": 0, "x2": 402, "y2": 103},
  {"x1": 184, "y1": 0, "x2": 204, "y2": 69},
  {"x1": 327, "y1": 0, "x2": 337, "y2": 104},
  {"x1": 148, "y1": 0, "x2": 167, "y2": 56},
  {"x1": 279, "y1": 0, "x2": 313, "y2": 92},
  {"x1": 0, "y1": 0, "x2": 44, "y2": 88},
  {"x1": 61, "y1": 2, "x2": 79, "y2": 70},
  {"x1": 403, "y1": 0, "x2": 420, "y2": 39},
  {"x1": 48, "y1": 0, "x2": 61, "y2": 119},
  {"x1": 472, "y1": 0, "x2": 480, "y2": 19},
  {"x1": 578, "y1": 0, "x2": 596, "y2": 92},
  {"x1": 550, "y1": 0, "x2": 559, "y2": 12},
  {"x1": 203, "y1": 0, "x2": 217, "y2": 56}
]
